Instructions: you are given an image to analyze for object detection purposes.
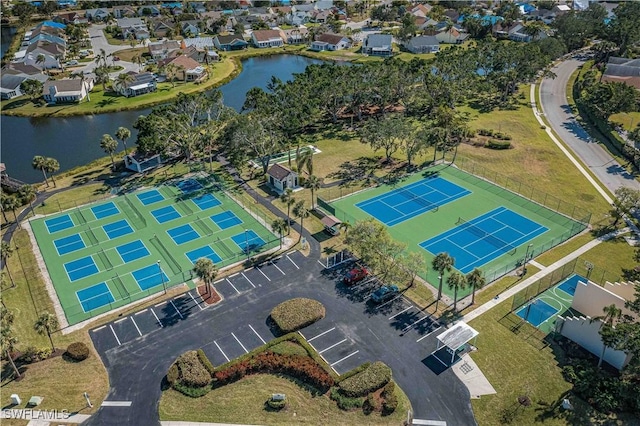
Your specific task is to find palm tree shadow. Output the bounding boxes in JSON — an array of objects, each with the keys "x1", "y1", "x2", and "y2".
[{"x1": 97, "y1": 97, "x2": 119, "y2": 108}]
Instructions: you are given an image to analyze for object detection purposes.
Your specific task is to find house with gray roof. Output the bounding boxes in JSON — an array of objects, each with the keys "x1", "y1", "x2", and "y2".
[
  {"x1": 403, "y1": 35, "x2": 439, "y2": 54},
  {"x1": 602, "y1": 57, "x2": 640, "y2": 90},
  {"x1": 0, "y1": 75, "x2": 25, "y2": 100},
  {"x1": 43, "y1": 78, "x2": 93, "y2": 104},
  {"x1": 214, "y1": 34, "x2": 248, "y2": 51},
  {"x1": 362, "y1": 34, "x2": 393, "y2": 57}
]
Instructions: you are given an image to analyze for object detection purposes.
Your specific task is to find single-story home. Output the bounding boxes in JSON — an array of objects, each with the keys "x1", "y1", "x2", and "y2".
[
  {"x1": 602, "y1": 57, "x2": 640, "y2": 90},
  {"x1": 117, "y1": 72, "x2": 157, "y2": 97},
  {"x1": 403, "y1": 35, "x2": 439, "y2": 54},
  {"x1": 85, "y1": 8, "x2": 111, "y2": 21},
  {"x1": 0, "y1": 75, "x2": 25, "y2": 100},
  {"x1": 309, "y1": 33, "x2": 350, "y2": 51},
  {"x1": 160, "y1": 55, "x2": 208, "y2": 82},
  {"x1": 251, "y1": 29, "x2": 284, "y2": 48},
  {"x1": 436, "y1": 27, "x2": 469, "y2": 44},
  {"x1": 362, "y1": 34, "x2": 393, "y2": 57},
  {"x1": 42, "y1": 78, "x2": 93, "y2": 104},
  {"x1": 112, "y1": 6, "x2": 136, "y2": 18},
  {"x1": 267, "y1": 163, "x2": 299, "y2": 193},
  {"x1": 148, "y1": 39, "x2": 181, "y2": 61},
  {"x1": 125, "y1": 152, "x2": 163, "y2": 173},
  {"x1": 214, "y1": 34, "x2": 249, "y2": 51}
]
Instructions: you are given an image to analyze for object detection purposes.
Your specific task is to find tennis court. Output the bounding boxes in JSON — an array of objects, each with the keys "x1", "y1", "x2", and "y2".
[
  {"x1": 356, "y1": 176, "x2": 471, "y2": 227},
  {"x1": 420, "y1": 207, "x2": 548, "y2": 273},
  {"x1": 151, "y1": 205, "x2": 182, "y2": 223},
  {"x1": 76, "y1": 282, "x2": 115, "y2": 312},
  {"x1": 54, "y1": 234, "x2": 85, "y2": 255},
  {"x1": 116, "y1": 240, "x2": 150, "y2": 263},
  {"x1": 103, "y1": 219, "x2": 134, "y2": 240},
  {"x1": 45, "y1": 214, "x2": 74, "y2": 233},
  {"x1": 167, "y1": 224, "x2": 200, "y2": 245},
  {"x1": 91, "y1": 202, "x2": 120, "y2": 219},
  {"x1": 177, "y1": 178, "x2": 203, "y2": 193},
  {"x1": 137, "y1": 189, "x2": 165, "y2": 205},
  {"x1": 232, "y1": 230, "x2": 265, "y2": 252},
  {"x1": 193, "y1": 194, "x2": 221, "y2": 211},
  {"x1": 64, "y1": 256, "x2": 99, "y2": 282},
  {"x1": 132, "y1": 264, "x2": 169, "y2": 291},
  {"x1": 211, "y1": 211, "x2": 242, "y2": 229},
  {"x1": 186, "y1": 246, "x2": 222, "y2": 264}
]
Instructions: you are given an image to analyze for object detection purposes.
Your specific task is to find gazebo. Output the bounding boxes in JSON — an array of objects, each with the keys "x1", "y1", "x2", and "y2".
[{"x1": 431, "y1": 321, "x2": 479, "y2": 367}]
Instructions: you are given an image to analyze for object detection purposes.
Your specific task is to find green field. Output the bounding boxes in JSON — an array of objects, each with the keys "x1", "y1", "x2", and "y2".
[
  {"x1": 29, "y1": 176, "x2": 277, "y2": 325},
  {"x1": 326, "y1": 164, "x2": 588, "y2": 298}
]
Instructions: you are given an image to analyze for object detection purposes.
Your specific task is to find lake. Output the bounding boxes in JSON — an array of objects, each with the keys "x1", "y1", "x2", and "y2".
[{"x1": 1, "y1": 54, "x2": 324, "y2": 183}]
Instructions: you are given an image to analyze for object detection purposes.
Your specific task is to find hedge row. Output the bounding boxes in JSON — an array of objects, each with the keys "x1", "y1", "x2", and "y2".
[
  {"x1": 270, "y1": 298, "x2": 325, "y2": 334},
  {"x1": 487, "y1": 140, "x2": 512, "y2": 150},
  {"x1": 330, "y1": 387, "x2": 365, "y2": 410},
  {"x1": 177, "y1": 351, "x2": 211, "y2": 388},
  {"x1": 478, "y1": 129, "x2": 512, "y2": 140},
  {"x1": 337, "y1": 362, "x2": 371, "y2": 384},
  {"x1": 338, "y1": 361, "x2": 392, "y2": 397},
  {"x1": 197, "y1": 349, "x2": 215, "y2": 376},
  {"x1": 21, "y1": 347, "x2": 52, "y2": 363},
  {"x1": 381, "y1": 381, "x2": 398, "y2": 415}
]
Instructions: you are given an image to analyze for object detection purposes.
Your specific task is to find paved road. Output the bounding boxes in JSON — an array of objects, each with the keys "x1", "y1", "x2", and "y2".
[
  {"x1": 539, "y1": 59, "x2": 640, "y2": 193},
  {"x1": 73, "y1": 24, "x2": 142, "y2": 77}
]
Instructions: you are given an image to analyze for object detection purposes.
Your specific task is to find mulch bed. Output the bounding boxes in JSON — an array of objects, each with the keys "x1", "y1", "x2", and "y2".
[{"x1": 197, "y1": 284, "x2": 222, "y2": 306}]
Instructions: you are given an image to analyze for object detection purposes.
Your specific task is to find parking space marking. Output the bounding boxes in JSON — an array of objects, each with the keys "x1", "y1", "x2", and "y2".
[
  {"x1": 114, "y1": 317, "x2": 128, "y2": 324},
  {"x1": 412, "y1": 419, "x2": 447, "y2": 426},
  {"x1": 101, "y1": 401, "x2": 132, "y2": 407},
  {"x1": 188, "y1": 291, "x2": 204, "y2": 310},
  {"x1": 230, "y1": 273, "x2": 239, "y2": 278},
  {"x1": 135, "y1": 309, "x2": 148, "y2": 315},
  {"x1": 270, "y1": 260, "x2": 285, "y2": 275},
  {"x1": 130, "y1": 317, "x2": 142, "y2": 337},
  {"x1": 242, "y1": 272, "x2": 256, "y2": 288},
  {"x1": 249, "y1": 324, "x2": 266, "y2": 344},
  {"x1": 214, "y1": 278, "x2": 224, "y2": 284},
  {"x1": 226, "y1": 278, "x2": 240, "y2": 294},
  {"x1": 330, "y1": 350, "x2": 359, "y2": 367},
  {"x1": 416, "y1": 326, "x2": 443, "y2": 343},
  {"x1": 214, "y1": 341, "x2": 230, "y2": 362},
  {"x1": 256, "y1": 266, "x2": 271, "y2": 282},
  {"x1": 286, "y1": 253, "x2": 300, "y2": 269},
  {"x1": 155, "y1": 301, "x2": 167, "y2": 307},
  {"x1": 389, "y1": 306, "x2": 412, "y2": 320},
  {"x1": 109, "y1": 325, "x2": 121, "y2": 346},
  {"x1": 93, "y1": 325, "x2": 106, "y2": 332},
  {"x1": 169, "y1": 300, "x2": 184, "y2": 319},
  {"x1": 232, "y1": 332, "x2": 248, "y2": 353},
  {"x1": 307, "y1": 327, "x2": 335, "y2": 342},
  {"x1": 150, "y1": 307, "x2": 163, "y2": 327},
  {"x1": 319, "y1": 339, "x2": 347, "y2": 354},
  {"x1": 401, "y1": 315, "x2": 431, "y2": 333},
  {"x1": 375, "y1": 294, "x2": 403, "y2": 309}
]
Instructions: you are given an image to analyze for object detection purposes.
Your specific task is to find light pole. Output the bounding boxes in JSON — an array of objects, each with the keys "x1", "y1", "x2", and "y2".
[
  {"x1": 244, "y1": 229, "x2": 249, "y2": 261},
  {"x1": 157, "y1": 260, "x2": 166, "y2": 294},
  {"x1": 523, "y1": 244, "x2": 533, "y2": 274}
]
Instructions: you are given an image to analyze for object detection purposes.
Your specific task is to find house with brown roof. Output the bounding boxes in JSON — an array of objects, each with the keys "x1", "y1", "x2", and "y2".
[
  {"x1": 160, "y1": 55, "x2": 208, "y2": 82},
  {"x1": 309, "y1": 33, "x2": 350, "y2": 51},
  {"x1": 410, "y1": 3, "x2": 432, "y2": 18},
  {"x1": 251, "y1": 29, "x2": 284, "y2": 48},
  {"x1": 43, "y1": 78, "x2": 93, "y2": 104},
  {"x1": 602, "y1": 57, "x2": 640, "y2": 90},
  {"x1": 113, "y1": 6, "x2": 136, "y2": 18},
  {"x1": 436, "y1": 27, "x2": 469, "y2": 44},
  {"x1": 151, "y1": 19, "x2": 175, "y2": 39},
  {"x1": 282, "y1": 27, "x2": 309, "y2": 44},
  {"x1": 53, "y1": 12, "x2": 87, "y2": 25},
  {"x1": 267, "y1": 163, "x2": 299, "y2": 193}
]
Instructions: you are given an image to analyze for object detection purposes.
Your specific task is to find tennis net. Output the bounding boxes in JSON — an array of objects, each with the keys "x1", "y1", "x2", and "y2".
[
  {"x1": 395, "y1": 185, "x2": 434, "y2": 210},
  {"x1": 457, "y1": 217, "x2": 517, "y2": 254}
]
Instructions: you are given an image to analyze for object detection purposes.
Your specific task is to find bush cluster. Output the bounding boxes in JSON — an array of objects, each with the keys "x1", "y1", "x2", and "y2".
[
  {"x1": 338, "y1": 361, "x2": 392, "y2": 397},
  {"x1": 270, "y1": 298, "x2": 325, "y2": 334},
  {"x1": 478, "y1": 128, "x2": 512, "y2": 140},
  {"x1": 269, "y1": 341, "x2": 309, "y2": 357},
  {"x1": 197, "y1": 349, "x2": 215, "y2": 376},
  {"x1": 21, "y1": 346, "x2": 52, "y2": 363},
  {"x1": 381, "y1": 381, "x2": 398, "y2": 415},
  {"x1": 487, "y1": 140, "x2": 512, "y2": 150},
  {"x1": 267, "y1": 397, "x2": 287, "y2": 410},
  {"x1": 330, "y1": 386, "x2": 365, "y2": 410},
  {"x1": 65, "y1": 342, "x2": 89, "y2": 361},
  {"x1": 176, "y1": 351, "x2": 211, "y2": 388}
]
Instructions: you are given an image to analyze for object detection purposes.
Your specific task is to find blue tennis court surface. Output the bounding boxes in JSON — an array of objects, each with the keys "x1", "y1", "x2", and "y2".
[
  {"x1": 211, "y1": 211, "x2": 242, "y2": 229},
  {"x1": 557, "y1": 274, "x2": 586, "y2": 297},
  {"x1": 193, "y1": 194, "x2": 221, "y2": 211},
  {"x1": 177, "y1": 179, "x2": 203, "y2": 193},
  {"x1": 103, "y1": 219, "x2": 134, "y2": 240},
  {"x1": 186, "y1": 246, "x2": 222, "y2": 264},
  {"x1": 151, "y1": 205, "x2": 181, "y2": 223},
  {"x1": 54, "y1": 234, "x2": 85, "y2": 255},
  {"x1": 116, "y1": 240, "x2": 150, "y2": 263},
  {"x1": 64, "y1": 256, "x2": 99, "y2": 282},
  {"x1": 420, "y1": 207, "x2": 548, "y2": 274},
  {"x1": 356, "y1": 177, "x2": 471, "y2": 227},
  {"x1": 137, "y1": 190, "x2": 164, "y2": 205},
  {"x1": 76, "y1": 282, "x2": 114, "y2": 312},
  {"x1": 167, "y1": 224, "x2": 200, "y2": 245},
  {"x1": 91, "y1": 202, "x2": 120, "y2": 219},
  {"x1": 45, "y1": 214, "x2": 74, "y2": 233},
  {"x1": 232, "y1": 230, "x2": 265, "y2": 252},
  {"x1": 516, "y1": 299, "x2": 558, "y2": 327},
  {"x1": 132, "y1": 264, "x2": 169, "y2": 291}
]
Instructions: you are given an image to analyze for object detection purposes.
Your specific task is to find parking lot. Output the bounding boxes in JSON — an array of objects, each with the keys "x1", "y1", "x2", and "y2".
[{"x1": 300, "y1": 322, "x2": 365, "y2": 375}]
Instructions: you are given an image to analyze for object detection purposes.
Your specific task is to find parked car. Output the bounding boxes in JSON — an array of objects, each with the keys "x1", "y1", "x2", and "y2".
[
  {"x1": 66, "y1": 60, "x2": 79, "y2": 66},
  {"x1": 370, "y1": 285, "x2": 399, "y2": 304},
  {"x1": 113, "y1": 56, "x2": 120, "y2": 61},
  {"x1": 343, "y1": 266, "x2": 368, "y2": 285}
]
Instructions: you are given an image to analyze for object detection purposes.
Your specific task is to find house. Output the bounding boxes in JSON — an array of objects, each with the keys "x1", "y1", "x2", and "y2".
[
  {"x1": 251, "y1": 29, "x2": 284, "y2": 48},
  {"x1": 148, "y1": 40, "x2": 181, "y2": 61},
  {"x1": 112, "y1": 6, "x2": 136, "y2": 18},
  {"x1": 436, "y1": 27, "x2": 469, "y2": 44},
  {"x1": 151, "y1": 20, "x2": 175, "y2": 38},
  {"x1": 286, "y1": 11, "x2": 310, "y2": 26},
  {"x1": 269, "y1": 6, "x2": 292, "y2": 16},
  {"x1": 125, "y1": 152, "x2": 163, "y2": 173},
  {"x1": 24, "y1": 41, "x2": 65, "y2": 69},
  {"x1": 181, "y1": 20, "x2": 200, "y2": 37},
  {"x1": 189, "y1": 2, "x2": 207, "y2": 14},
  {"x1": 551, "y1": 4, "x2": 571, "y2": 15},
  {"x1": 117, "y1": 72, "x2": 157, "y2": 97},
  {"x1": 183, "y1": 37, "x2": 218, "y2": 62},
  {"x1": 403, "y1": 35, "x2": 439, "y2": 54},
  {"x1": 362, "y1": 34, "x2": 393, "y2": 57},
  {"x1": 267, "y1": 163, "x2": 299, "y2": 194},
  {"x1": 53, "y1": 12, "x2": 87, "y2": 25},
  {"x1": 282, "y1": 27, "x2": 309, "y2": 45},
  {"x1": 117, "y1": 18, "x2": 150, "y2": 40},
  {"x1": 493, "y1": 22, "x2": 546, "y2": 42},
  {"x1": 160, "y1": 55, "x2": 208, "y2": 82},
  {"x1": 42, "y1": 78, "x2": 93, "y2": 104},
  {"x1": 292, "y1": 3, "x2": 315, "y2": 13},
  {"x1": 85, "y1": 8, "x2": 111, "y2": 21},
  {"x1": 0, "y1": 75, "x2": 25, "y2": 100},
  {"x1": 214, "y1": 34, "x2": 248, "y2": 51},
  {"x1": 315, "y1": 0, "x2": 334, "y2": 11},
  {"x1": 138, "y1": 5, "x2": 161, "y2": 17},
  {"x1": 309, "y1": 33, "x2": 350, "y2": 51},
  {"x1": 410, "y1": 3, "x2": 432, "y2": 18},
  {"x1": 28, "y1": 31, "x2": 67, "y2": 48},
  {"x1": 601, "y1": 57, "x2": 640, "y2": 90},
  {"x1": 310, "y1": 9, "x2": 332, "y2": 23}
]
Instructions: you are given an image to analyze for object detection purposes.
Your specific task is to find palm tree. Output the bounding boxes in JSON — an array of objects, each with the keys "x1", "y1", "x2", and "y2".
[
  {"x1": 271, "y1": 218, "x2": 288, "y2": 249},
  {"x1": 44, "y1": 157, "x2": 60, "y2": 188},
  {"x1": 164, "y1": 63, "x2": 178, "y2": 88},
  {"x1": 447, "y1": 272, "x2": 467, "y2": 312},
  {"x1": 466, "y1": 268, "x2": 486, "y2": 306},
  {"x1": 1, "y1": 242, "x2": 15, "y2": 288},
  {"x1": 115, "y1": 72, "x2": 135, "y2": 94},
  {"x1": 100, "y1": 134, "x2": 119, "y2": 170},
  {"x1": 593, "y1": 304, "x2": 623, "y2": 368},
  {"x1": 115, "y1": 127, "x2": 131, "y2": 156},
  {"x1": 94, "y1": 65, "x2": 110, "y2": 91},
  {"x1": 432, "y1": 252, "x2": 454, "y2": 311},
  {"x1": 32, "y1": 155, "x2": 49, "y2": 187},
  {"x1": 71, "y1": 70, "x2": 91, "y2": 101},
  {"x1": 18, "y1": 184, "x2": 36, "y2": 216},
  {"x1": 280, "y1": 188, "x2": 295, "y2": 233},
  {"x1": 34, "y1": 312, "x2": 59, "y2": 351},
  {"x1": 338, "y1": 221, "x2": 351, "y2": 235},
  {"x1": 292, "y1": 200, "x2": 309, "y2": 240},
  {"x1": 36, "y1": 54, "x2": 46, "y2": 70},
  {"x1": 305, "y1": 175, "x2": 322, "y2": 210},
  {"x1": 2, "y1": 196, "x2": 20, "y2": 230},
  {"x1": 0, "y1": 306, "x2": 20, "y2": 378},
  {"x1": 193, "y1": 258, "x2": 218, "y2": 297}
]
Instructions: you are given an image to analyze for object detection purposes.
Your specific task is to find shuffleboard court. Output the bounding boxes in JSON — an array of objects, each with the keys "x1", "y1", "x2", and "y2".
[
  {"x1": 116, "y1": 240, "x2": 150, "y2": 263},
  {"x1": 132, "y1": 264, "x2": 169, "y2": 291},
  {"x1": 186, "y1": 246, "x2": 222, "y2": 264},
  {"x1": 136, "y1": 189, "x2": 164, "y2": 205},
  {"x1": 76, "y1": 282, "x2": 115, "y2": 312},
  {"x1": 151, "y1": 205, "x2": 181, "y2": 224},
  {"x1": 167, "y1": 224, "x2": 200, "y2": 245},
  {"x1": 356, "y1": 176, "x2": 471, "y2": 227},
  {"x1": 91, "y1": 202, "x2": 120, "y2": 219},
  {"x1": 211, "y1": 211, "x2": 242, "y2": 229},
  {"x1": 103, "y1": 219, "x2": 134, "y2": 240},
  {"x1": 45, "y1": 214, "x2": 74, "y2": 233},
  {"x1": 232, "y1": 230, "x2": 265, "y2": 252},
  {"x1": 64, "y1": 256, "x2": 99, "y2": 282},
  {"x1": 193, "y1": 194, "x2": 221, "y2": 211},
  {"x1": 516, "y1": 299, "x2": 558, "y2": 327},
  {"x1": 176, "y1": 178, "x2": 203, "y2": 193},
  {"x1": 54, "y1": 234, "x2": 85, "y2": 256}
]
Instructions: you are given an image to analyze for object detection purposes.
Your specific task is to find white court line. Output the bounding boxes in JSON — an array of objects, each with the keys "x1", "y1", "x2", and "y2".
[
  {"x1": 226, "y1": 278, "x2": 240, "y2": 294},
  {"x1": 101, "y1": 401, "x2": 132, "y2": 407},
  {"x1": 270, "y1": 260, "x2": 285, "y2": 275},
  {"x1": 286, "y1": 253, "x2": 300, "y2": 269},
  {"x1": 188, "y1": 291, "x2": 204, "y2": 310},
  {"x1": 93, "y1": 325, "x2": 106, "y2": 332},
  {"x1": 242, "y1": 272, "x2": 256, "y2": 288},
  {"x1": 215, "y1": 341, "x2": 230, "y2": 362},
  {"x1": 150, "y1": 308, "x2": 163, "y2": 327},
  {"x1": 331, "y1": 350, "x2": 359, "y2": 366},
  {"x1": 307, "y1": 327, "x2": 336, "y2": 342},
  {"x1": 169, "y1": 300, "x2": 184, "y2": 319},
  {"x1": 416, "y1": 326, "x2": 443, "y2": 343},
  {"x1": 249, "y1": 324, "x2": 266, "y2": 344},
  {"x1": 402, "y1": 315, "x2": 433, "y2": 333},
  {"x1": 389, "y1": 306, "x2": 412, "y2": 320},
  {"x1": 256, "y1": 267, "x2": 271, "y2": 282},
  {"x1": 319, "y1": 339, "x2": 347, "y2": 354},
  {"x1": 109, "y1": 325, "x2": 121, "y2": 346},
  {"x1": 130, "y1": 317, "x2": 142, "y2": 337},
  {"x1": 135, "y1": 309, "x2": 148, "y2": 315},
  {"x1": 232, "y1": 332, "x2": 248, "y2": 353},
  {"x1": 114, "y1": 317, "x2": 128, "y2": 324}
]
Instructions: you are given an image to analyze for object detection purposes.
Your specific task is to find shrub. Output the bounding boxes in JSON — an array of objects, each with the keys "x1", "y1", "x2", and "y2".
[
  {"x1": 486, "y1": 139, "x2": 512, "y2": 150},
  {"x1": 21, "y1": 346, "x2": 52, "y2": 363},
  {"x1": 269, "y1": 341, "x2": 308, "y2": 357},
  {"x1": 338, "y1": 362, "x2": 371, "y2": 383},
  {"x1": 338, "y1": 361, "x2": 392, "y2": 397},
  {"x1": 270, "y1": 298, "x2": 325, "y2": 334},
  {"x1": 330, "y1": 387, "x2": 365, "y2": 410},
  {"x1": 66, "y1": 342, "x2": 89, "y2": 361},
  {"x1": 381, "y1": 382, "x2": 398, "y2": 415},
  {"x1": 364, "y1": 392, "x2": 380, "y2": 413},
  {"x1": 196, "y1": 349, "x2": 215, "y2": 376},
  {"x1": 267, "y1": 396, "x2": 287, "y2": 410},
  {"x1": 167, "y1": 363, "x2": 179, "y2": 386},
  {"x1": 172, "y1": 381, "x2": 211, "y2": 398},
  {"x1": 478, "y1": 128, "x2": 494, "y2": 136},
  {"x1": 177, "y1": 351, "x2": 211, "y2": 388}
]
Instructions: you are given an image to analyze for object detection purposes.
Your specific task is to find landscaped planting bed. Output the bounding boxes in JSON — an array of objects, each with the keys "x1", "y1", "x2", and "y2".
[{"x1": 270, "y1": 298, "x2": 325, "y2": 334}]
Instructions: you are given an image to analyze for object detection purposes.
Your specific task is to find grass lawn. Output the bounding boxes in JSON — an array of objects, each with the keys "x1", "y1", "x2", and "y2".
[
  {"x1": 610, "y1": 111, "x2": 640, "y2": 132},
  {"x1": 159, "y1": 374, "x2": 410, "y2": 425},
  {"x1": 112, "y1": 47, "x2": 149, "y2": 63},
  {"x1": 534, "y1": 232, "x2": 595, "y2": 266},
  {"x1": 571, "y1": 236, "x2": 635, "y2": 285}
]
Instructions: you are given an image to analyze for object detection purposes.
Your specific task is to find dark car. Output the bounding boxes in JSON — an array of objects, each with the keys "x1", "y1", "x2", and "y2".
[
  {"x1": 343, "y1": 267, "x2": 369, "y2": 285},
  {"x1": 370, "y1": 285, "x2": 399, "y2": 304}
]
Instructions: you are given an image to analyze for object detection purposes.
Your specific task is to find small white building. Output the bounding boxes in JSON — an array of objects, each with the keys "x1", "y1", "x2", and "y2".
[
  {"x1": 267, "y1": 163, "x2": 298, "y2": 193},
  {"x1": 42, "y1": 78, "x2": 93, "y2": 104},
  {"x1": 124, "y1": 152, "x2": 163, "y2": 173}
]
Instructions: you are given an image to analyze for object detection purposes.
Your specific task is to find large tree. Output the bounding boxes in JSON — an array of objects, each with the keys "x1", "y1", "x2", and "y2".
[
  {"x1": 359, "y1": 116, "x2": 411, "y2": 164},
  {"x1": 100, "y1": 134, "x2": 119, "y2": 170},
  {"x1": 20, "y1": 79, "x2": 43, "y2": 101},
  {"x1": 1, "y1": 242, "x2": 15, "y2": 288},
  {"x1": 447, "y1": 271, "x2": 467, "y2": 312},
  {"x1": 44, "y1": 157, "x2": 60, "y2": 188},
  {"x1": 466, "y1": 268, "x2": 486, "y2": 306},
  {"x1": 193, "y1": 258, "x2": 218, "y2": 296},
  {"x1": 32, "y1": 155, "x2": 50, "y2": 187},
  {"x1": 1, "y1": 306, "x2": 20, "y2": 378}
]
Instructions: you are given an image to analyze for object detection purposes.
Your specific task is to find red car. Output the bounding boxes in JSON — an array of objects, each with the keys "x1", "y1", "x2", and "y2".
[{"x1": 343, "y1": 267, "x2": 369, "y2": 285}]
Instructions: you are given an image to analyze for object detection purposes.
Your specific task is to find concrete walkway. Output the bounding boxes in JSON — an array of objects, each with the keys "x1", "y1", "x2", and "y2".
[
  {"x1": 452, "y1": 353, "x2": 496, "y2": 399},
  {"x1": 161, "y1": 422, "x2": 261, "y2": 426},
  {"x1": 0, "y1": 409, "x2": 90, "y2": 424}
]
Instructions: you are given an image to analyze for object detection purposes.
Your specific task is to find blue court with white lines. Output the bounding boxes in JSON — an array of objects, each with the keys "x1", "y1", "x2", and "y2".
[
  {"x1": 77, "y1": 282, "x2": 115, "y2": 312},
  {"x1": 91, "y1": 202, "x2": 120, "y2": 219},
  {"x1": 193, "y1": 194, "x2": 221, "y2": 211},
  {"x1": 45, "y1": 214, "x2": 74, "y2": 233},
  {"x1": 211, "y1": 211, "x2": 242, "y2": 230},
  {"x1": 116, "y1": 240, "x2": 150, "y2": 263},
  {"x1": 64, "y1": 256, "x2": 99, "y2": 282},
  {"x1": 103, "y1": 219, "x2": 134, "y2": 240},
  {"x1": 54, "y1": 234, "x2": 85, "y2": 255},
  {"x1": 136, "y1": 190, "x2": 165, "y2": 205},
  {"x1": 232, "y1": 230, "x2": 266, "y2": 252},
  {"x1": 132, "y1": 264, "x2": 169, "y2": 291},
  {"x1": 186, "y1": 246, "x2": 222, "y2": 264}
]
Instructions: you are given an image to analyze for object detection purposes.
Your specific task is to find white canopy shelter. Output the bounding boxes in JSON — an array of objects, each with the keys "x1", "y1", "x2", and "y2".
[{"x1": 431, "y1": 321, "x2": 479, "y2": 367}]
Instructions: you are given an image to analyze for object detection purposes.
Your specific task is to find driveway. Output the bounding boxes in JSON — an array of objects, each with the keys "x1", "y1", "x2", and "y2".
[
  {"x1": 84, "y1": 252, "x2": 476, "y2": 426},
  {"x1": 539, "y1": 59, "x2": 640, "y2": 193},
  {"x1": 76, "y1": 24, "x2": 143, "y2": 77}
]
